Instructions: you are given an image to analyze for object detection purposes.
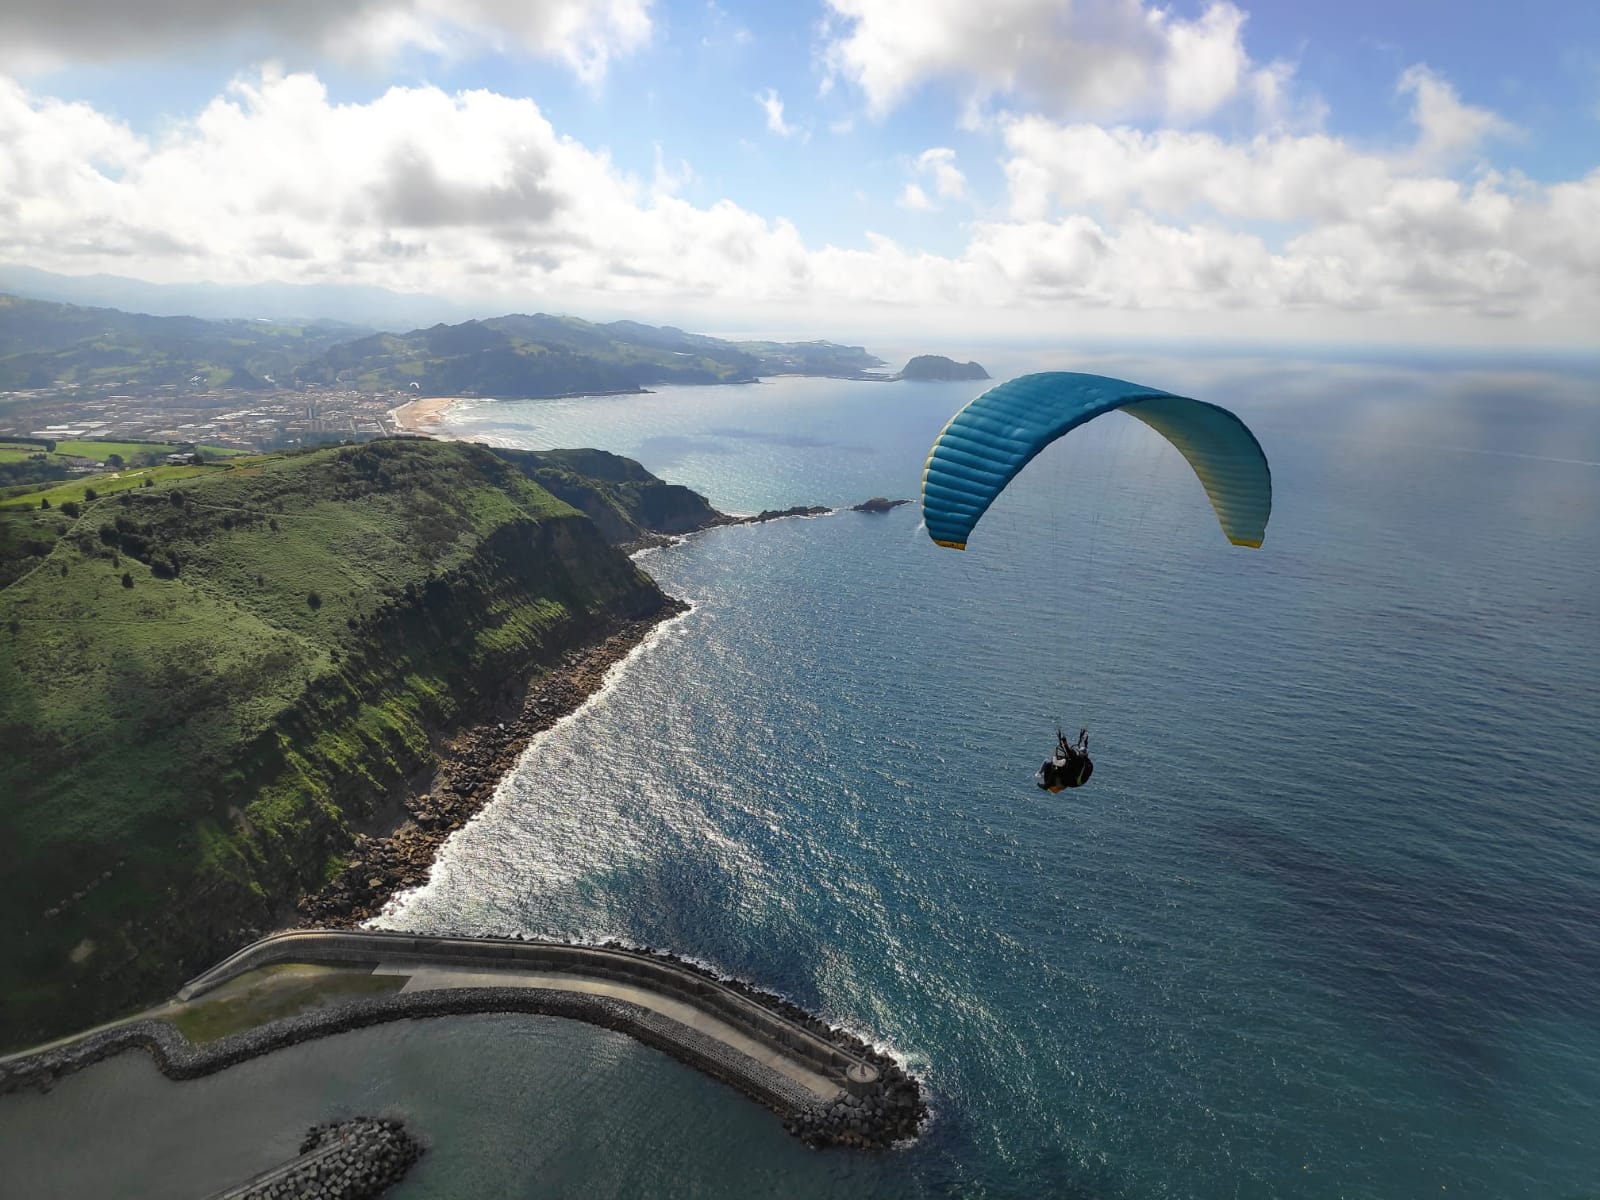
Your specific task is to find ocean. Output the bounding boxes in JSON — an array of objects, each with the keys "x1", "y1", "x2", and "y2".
[{"x1": 3, "y1": 349, "x2": 1598, "y2": 1198}]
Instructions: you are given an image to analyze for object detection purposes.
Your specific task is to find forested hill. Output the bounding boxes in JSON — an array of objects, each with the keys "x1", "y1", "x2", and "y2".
[
  {"x1": 0, "y1": 294, "x2": 887, "y2": 398},
  {"x1": 293, "y1": 313, "x2": 885, "y2": 396},
  {"x1": 0, "y1": 438, "x2": 722, "y2": 1047},
  {"x1": 0, "y1": 294, "x2": 367, "y2": 391}
]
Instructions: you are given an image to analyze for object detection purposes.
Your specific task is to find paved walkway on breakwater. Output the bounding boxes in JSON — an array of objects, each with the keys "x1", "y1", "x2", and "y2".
[
  {"x1": 176, "y1": 929, "x2": 873, "y2": 1103},
  {"x1": 2, "y1": 928, "x2": 926, "y2": 1150}
]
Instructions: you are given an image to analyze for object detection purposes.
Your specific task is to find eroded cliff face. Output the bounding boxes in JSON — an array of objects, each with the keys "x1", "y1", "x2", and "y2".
[
  {"x1": 490, "y1": 446, "x2": 730, "y2": 542},
  {"x1": 0, "y1": 439, "x2": 689, "y2": 1047}
]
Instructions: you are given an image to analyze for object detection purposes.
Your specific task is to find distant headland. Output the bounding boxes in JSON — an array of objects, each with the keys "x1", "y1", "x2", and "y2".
[{"x1": 892, "y1": 355, "x2": 991, "y2": 382}]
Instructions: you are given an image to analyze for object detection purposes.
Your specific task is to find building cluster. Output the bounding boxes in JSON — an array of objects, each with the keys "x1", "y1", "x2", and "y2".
[{"x1": 0, "y1": 384, "x2": 401, "y2": 450}]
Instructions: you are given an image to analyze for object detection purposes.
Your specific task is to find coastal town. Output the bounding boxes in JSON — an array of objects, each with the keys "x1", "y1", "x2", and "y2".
[{"x1": 0, "y1": 381, "x2": 409, "y2": 450}]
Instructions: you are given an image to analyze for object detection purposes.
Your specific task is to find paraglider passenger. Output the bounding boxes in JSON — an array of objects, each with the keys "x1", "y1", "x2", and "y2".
[{"x1": 1038, "y1": 728, "x2": 1092, "y2": 791}]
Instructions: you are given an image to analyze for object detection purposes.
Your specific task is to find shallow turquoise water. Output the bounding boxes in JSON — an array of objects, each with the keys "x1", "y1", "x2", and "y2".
[{"x1": 4, "y1": 354, "x2": 1597, "y2": 1198}]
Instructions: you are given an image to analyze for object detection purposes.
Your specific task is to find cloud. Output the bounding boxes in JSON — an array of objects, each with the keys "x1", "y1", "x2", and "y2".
[
  {"x1": 987, "y1": 69, "x2": 1598, "y2": 321},
  {"x1": 0, "y1": 66, "x2": 1594, "y2": 342},
  {"x1": 917, "y1": 147, "x2": 967, "y2": 200},
  {"x1": 757, "y1": 88, "x2": 794, "y2": 137},
  {"x1": 821, "y1": 0, "x2": 1277, "y2": 123},
  {"x1": 897, "y1": 183, "x2": 933, "y2": 211},
  {"x1": 1397, "y1": 64, "x2": 1513, "y2": 163},
  {"x1": 0, "y1": 0, "x2": 654, "y2": 82}
]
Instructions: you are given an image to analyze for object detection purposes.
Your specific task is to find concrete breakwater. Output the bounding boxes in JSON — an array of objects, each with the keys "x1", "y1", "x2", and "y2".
[
  {"x1": 2, "y1": 929, "x2": 927, "y2": 1150},
  {"x1": 207, "y1": 1117, "x2": 422, "y2": 1200}
]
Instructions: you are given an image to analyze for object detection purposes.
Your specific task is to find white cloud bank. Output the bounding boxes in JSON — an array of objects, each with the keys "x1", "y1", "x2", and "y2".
[
  {"x1": 0, "y1": 0, "x2": 653, "y2": 83},
  {"x1": 821, "y1": 0, "x2": 1279, "y2": 124},
  {"x1": 0, "y1": 66, "x2": 1595, "y2": 344}
]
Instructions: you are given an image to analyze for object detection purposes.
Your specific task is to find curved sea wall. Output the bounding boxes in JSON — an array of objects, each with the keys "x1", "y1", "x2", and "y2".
[{"x1": 2, "y1": 930, "x2": 928, "y2": 1150}]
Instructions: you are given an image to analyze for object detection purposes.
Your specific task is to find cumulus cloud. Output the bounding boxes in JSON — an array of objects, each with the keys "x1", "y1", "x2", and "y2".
[
  {"x1": 895, "y1": 148, "x2": 966, "y2": 212},
  {"x1": 0, "y1": 66, "x2": 1594, "y2": 340},
  {"x1": 988, "y1": 68, "x2": 1598, "y2": 321},
  {"x1": 822, "y1": 0, "x2": 1278, "y2": 123},
  {"x1": 0, "y1": 0, "x2": 653, "y2": 82},
  {"x1": 1397, "y1": 64, "x2": 1514, "y2": 163}
]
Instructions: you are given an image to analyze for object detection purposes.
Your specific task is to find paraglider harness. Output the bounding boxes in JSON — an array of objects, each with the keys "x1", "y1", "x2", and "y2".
[{"x1": 1038, "y1": 727, "x2": 1092, "y2": 793}]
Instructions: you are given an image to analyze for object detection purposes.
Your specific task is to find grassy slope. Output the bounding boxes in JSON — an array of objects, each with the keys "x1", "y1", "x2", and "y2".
[
  {"x1": 0, "y1": 438, "x2": 670, "y2": 1047},
  {"x1": 0, "y1": 293, "x2": 365, "y2": 390}
]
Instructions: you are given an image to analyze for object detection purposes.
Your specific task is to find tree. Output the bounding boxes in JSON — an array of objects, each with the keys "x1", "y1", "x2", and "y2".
[
  {"x1": 142, "y1": 477, "x2": 153, "y2": 488},
  {"x1": 106, "y1": 454, "x2": 124, "y2": 469},
  {"x1": 307, "y1": 591, "x2": 322, "y2": 609},
  {"x1": 39, "y1": 498, "x2": 50, "y2": 510},
  {"x1": 121, "y1": 572, "x2": 134, "y2": 589},
  {"x1": 83, "y1": 487, "x2": 98, "y2": 501},
  {"x1": 58, "y1": 500, "x2": 80, "y2": 517}
]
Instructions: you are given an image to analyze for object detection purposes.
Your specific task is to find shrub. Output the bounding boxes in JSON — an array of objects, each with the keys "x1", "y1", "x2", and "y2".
[
  {"x1": 39, "y1": 498, "x2": 50, "y2": 510},
  {"x1": 83, "y1": 487, "x2": 98, "y2": 501},
  {"x1": 307, "y1": 591, "x2": 322, "y2": 609},
  {"x1": 142, "y1": 477, "x2": 153, "y2": 488},
  {"x1": 59, "y1": 501, "x2": 80, "y2": 518},
  {"x1": 121, "y1": 572, "x2": 133, "y2": 589}
]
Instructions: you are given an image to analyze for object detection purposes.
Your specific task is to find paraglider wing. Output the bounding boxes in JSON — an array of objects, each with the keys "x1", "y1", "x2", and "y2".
[{"x1": 920, "y1": 372, "x2": 1271, "y2": 550}]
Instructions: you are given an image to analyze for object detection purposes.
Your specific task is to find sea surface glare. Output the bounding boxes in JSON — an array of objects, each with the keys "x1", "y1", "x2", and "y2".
[{"x1": 3, "y1": 354, "x2": 1597, "y2": 1199}]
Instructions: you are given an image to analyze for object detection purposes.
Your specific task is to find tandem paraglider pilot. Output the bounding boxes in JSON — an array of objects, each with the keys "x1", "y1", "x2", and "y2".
[{"x1": 1038, "y1": 728, "x2": 1092, "y2": 793}]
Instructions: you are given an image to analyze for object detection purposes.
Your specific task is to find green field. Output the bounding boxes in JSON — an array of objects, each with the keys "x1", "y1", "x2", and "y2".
[
  {"x1": 0, "y1": 439, "x2": 250, "y2": 495},
  {"x1": 0, "y1": 463, "x2": 229, "y2": 509},
  {"x1": 0, "y1": 437, "x2": 687, "y2": 1049},
  {"x1": 167, "y1": 964, "x2": 406, "y2": 1044},
  {"x1": 50, "y1": 439, "x2": 249, "y2": 461}
]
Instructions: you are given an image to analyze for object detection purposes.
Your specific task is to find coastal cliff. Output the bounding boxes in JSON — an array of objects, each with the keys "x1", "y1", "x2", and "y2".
[{"x1": 0, "y1": 438, "x2": 711, "y2": 1048}]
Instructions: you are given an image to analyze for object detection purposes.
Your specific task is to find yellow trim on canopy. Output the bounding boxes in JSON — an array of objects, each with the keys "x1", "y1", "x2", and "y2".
[{"x1": 933, "y1": 539, "x2": 967, "y2": 550}]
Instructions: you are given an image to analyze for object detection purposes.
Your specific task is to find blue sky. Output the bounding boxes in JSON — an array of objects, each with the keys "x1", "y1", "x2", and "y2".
[{"x1": 1, "y1": 1, "x2": 1596, "y2": 344}]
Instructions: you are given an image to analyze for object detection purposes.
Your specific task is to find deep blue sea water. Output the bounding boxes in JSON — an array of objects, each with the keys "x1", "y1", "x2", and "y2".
[{"x1": 3, "y1": 352, "x2": 1597, "y2": 1198}]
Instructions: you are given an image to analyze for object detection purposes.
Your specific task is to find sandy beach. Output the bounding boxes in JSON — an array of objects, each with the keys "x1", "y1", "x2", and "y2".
[{"x1": 389, "y1": 396, "x2": 464, "y2": 434}]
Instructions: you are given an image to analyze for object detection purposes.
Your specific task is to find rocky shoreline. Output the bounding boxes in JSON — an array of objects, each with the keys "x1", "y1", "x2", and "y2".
[
  {"x1": 269, "y1": 499, "x2": 931, "y2": 1150},
  {"x1": 297, "y1": 495, "x2": 917, "y2": 930},
  {"x1": 296, "y1": 603, "x2": 689, "y2": 928}
]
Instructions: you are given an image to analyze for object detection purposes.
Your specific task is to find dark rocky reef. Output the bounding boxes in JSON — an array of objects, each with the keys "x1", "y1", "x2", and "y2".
[
  {"x1": 850, "y1": 497, "x2": 910, "y2": 513},
  {"x1": 896, "y1": 354, "x2": 990, "y2": 382},
  {"x1": 734, "y1": 505, "x2": 831, "y2": 524}
]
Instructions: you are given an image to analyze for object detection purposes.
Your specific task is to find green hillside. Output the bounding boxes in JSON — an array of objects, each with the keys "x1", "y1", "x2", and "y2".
[
  {"x1": 0, "y1": 437, "x2": 699, "y2": 1047},
  {"x1": 295, "y1": 312, "x2": 884, "y2": 396},
  {"x1": 0, "y1": 293, "x2": 367, "y2": 392}
]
